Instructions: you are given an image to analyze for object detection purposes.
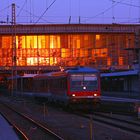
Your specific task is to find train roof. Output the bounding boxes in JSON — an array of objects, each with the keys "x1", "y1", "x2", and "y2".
[
  {"x1": 101, "y1": 70, "x2": 139, "y2": 77},
  {"x1": 22, "y1": 74, "x2": 38, "y2": 78},
  {"x1": 8, "y1": 67, "x2": 99, "y2": 80},
  {"x1": 34, "y1": 73, "x2": 53, "y2": 79},
  {"x1": 65, "y1": 66, "x2": 99, "y2": 73},
  {"x1": 34, "y1": 71, "x2": 67, "y2": 79},
  {"x1": 8, "y1": 75, "x2": 21, "y2": 80},
  {"x1": 8, "y1": 74, "x2": 37, "y2": 79},
  {"x1": 33, "y1": 67, "x2": 99, "y2": 79}
]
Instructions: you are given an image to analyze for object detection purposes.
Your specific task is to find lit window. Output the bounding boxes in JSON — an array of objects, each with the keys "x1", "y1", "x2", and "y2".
[{"x1": 96, "y1": 35, "x2": 100, "y2": 40}]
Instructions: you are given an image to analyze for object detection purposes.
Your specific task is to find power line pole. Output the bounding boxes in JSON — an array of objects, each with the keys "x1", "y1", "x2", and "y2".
[
  {"x1": 11, "y1": 3, "x2": 17, "y2": 96},
  {"x1": 112, "y1": 0, "x2": 115, "y2": 23},
  {"x1": 139, "y1": 0, "x2": 140, "y2": 23}
]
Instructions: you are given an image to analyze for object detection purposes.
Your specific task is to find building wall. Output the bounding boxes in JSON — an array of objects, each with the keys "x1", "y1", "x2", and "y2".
[{"x1": 0, "y1": 33, "x2": 135, "y2": 70}]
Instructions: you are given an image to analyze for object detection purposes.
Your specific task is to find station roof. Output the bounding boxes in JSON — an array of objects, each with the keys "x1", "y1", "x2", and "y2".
[
  {"x1": 101, "y1": 70, "x2": 139, "y2": 77},
  {"x1": 0, "y1": 23, "x2": 139, "y2": 35}
]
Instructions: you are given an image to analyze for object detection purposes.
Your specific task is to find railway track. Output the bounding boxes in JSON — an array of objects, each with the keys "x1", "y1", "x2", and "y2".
[
  {"x1": 0, "y1": 100, "x2": 64, "y2": 140},
  {"x1": 75, "y1": 111, "x2": 140, "y2": 136},
  {"x1": 1, "y1": 95, "x2": 140, "y2": 140},
  {"x1": 0, "y1": 113, "x2": 28, "y2": 140}
]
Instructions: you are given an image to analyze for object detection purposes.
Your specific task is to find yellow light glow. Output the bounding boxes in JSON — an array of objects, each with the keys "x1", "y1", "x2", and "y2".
[
  {"x1": 119, "y1": 57, "x2": 123, "y2": 65},
  {"x1": 27, "y1": 57, "x2": 37, "y2": 65},
  {"x1": 50, "y1": 36, "x2": 54, "y2": 48},
  {"x1": 93, "y1": 48, "x2": 107, "y2": 57},
  {"x1": 0, "y1": 34, "x2": 134, "y2": 68},
  {"x1": 107, "y1": 57, "x2": 111, "y2": 66},
  {"x1": 77, "y1": 39, "x2": 80, "y2": 48},
  {"x1": 96, "y1": 35, "x2": 100, "y2": 40}
]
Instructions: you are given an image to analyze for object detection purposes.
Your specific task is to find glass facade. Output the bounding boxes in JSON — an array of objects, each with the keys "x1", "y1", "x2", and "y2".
[{"x1": 0, "y1": 33, "x2": 135, "y2": 69}]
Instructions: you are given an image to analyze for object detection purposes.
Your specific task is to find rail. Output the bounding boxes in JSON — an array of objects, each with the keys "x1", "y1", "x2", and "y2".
[{"x1": 0, "y1": 101, "x2": 64, "y2": 140}]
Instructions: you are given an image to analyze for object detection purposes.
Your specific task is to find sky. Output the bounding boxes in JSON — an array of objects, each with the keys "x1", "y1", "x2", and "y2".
[{"x1": 0, "y1": 0, "x2": 139, "y2": 24}]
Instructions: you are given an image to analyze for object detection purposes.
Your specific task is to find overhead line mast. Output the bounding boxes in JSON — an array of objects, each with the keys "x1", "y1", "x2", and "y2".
[
  {"x1": 11, "y1": 3, "x2": 17, "y2": 96},
  {"x1": 139, "y1": 0, "x2": 140, "y2": 23},
  {"x1": 12, "y1": 3, "x2": 16, "y2": 67}
]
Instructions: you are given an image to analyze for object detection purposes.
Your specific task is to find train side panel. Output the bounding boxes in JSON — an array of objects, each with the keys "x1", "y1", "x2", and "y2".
[
  {"x1": 8, "y1": 67, "x2": 101, "y2": 108},
  {"x1": 47, "y1": 76, "x2": 69, "y2": 103}
]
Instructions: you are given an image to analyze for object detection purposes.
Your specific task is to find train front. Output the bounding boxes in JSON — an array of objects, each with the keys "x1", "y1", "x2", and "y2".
[{"x1": 67, "y1": 67, "x2": 101, "y2": 106}]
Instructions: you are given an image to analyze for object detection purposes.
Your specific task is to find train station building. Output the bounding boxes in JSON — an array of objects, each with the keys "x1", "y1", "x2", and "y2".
[{"x1": 0, "y1": 24, "x2": 140, "y2": 73}]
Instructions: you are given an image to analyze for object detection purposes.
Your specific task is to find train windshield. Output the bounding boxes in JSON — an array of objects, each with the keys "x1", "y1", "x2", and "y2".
[{"x1": 70, "y1": 73, "x2": 98, "y2": 91}]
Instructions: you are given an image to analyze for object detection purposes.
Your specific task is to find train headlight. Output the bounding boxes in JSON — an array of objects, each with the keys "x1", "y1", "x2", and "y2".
[
  {"x1": 72, "y1": 94, "x2": 75, "y2": 97},
  {"x1": 94, "y1": 93, "x2": 97, "y2": 96},
  {"x1": 83, "y1": 86, "x2": 86, "y2": 90}
]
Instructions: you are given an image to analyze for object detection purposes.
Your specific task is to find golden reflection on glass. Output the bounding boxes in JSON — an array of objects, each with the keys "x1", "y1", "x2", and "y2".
[
  {"x1": 0, "y1": 34, "x2": 135, "y2": 68},
  {"x1": 119, "y1": 57, "x2": 123, "y2": 65},
  {"x1": 96, "y1": 35, "x2": 100, "y2": 40},
  {"x1": 107, "y1": 57, "x2": 111, "y2": 66}
]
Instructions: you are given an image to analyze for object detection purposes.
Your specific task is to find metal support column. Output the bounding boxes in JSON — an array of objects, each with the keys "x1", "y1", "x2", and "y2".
[{"x1": 11, "y1": 3, "x2": 17, "y2": 96}]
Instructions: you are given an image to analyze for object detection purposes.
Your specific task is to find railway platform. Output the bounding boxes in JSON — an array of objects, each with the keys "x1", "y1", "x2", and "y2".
[
  {"x1": 0, "y1": 114, "x2": 19, "y2": 140},
  {"x1": 100, "y1": 95, "x2": 140, "y2": 114},
  {"x1": 102, "y1": 91, "x2": 140, "y2": 99},
  {"x1": 101, "y1": 95, "x2": 140, "y2": 103}
]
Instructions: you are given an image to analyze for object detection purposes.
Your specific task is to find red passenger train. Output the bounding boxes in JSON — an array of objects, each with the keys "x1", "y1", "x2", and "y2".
[{"x1": 10, "y1": 66, "x2": 101, "y2": 107}]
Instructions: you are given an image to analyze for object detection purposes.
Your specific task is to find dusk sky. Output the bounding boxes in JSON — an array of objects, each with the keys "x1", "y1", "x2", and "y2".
[{"x1": 0, "y1": 0, "x2": 139, "y2": 24}]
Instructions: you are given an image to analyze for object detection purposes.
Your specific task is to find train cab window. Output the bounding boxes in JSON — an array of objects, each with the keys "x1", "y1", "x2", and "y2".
[{"x1": 70, "y1": 74, "x2": 98, "y2": 91}]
